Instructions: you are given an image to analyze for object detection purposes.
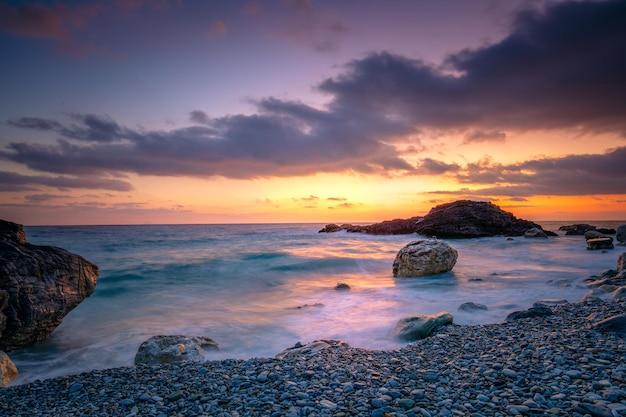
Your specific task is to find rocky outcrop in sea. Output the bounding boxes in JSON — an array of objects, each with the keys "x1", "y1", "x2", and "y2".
[
  {"x1": 319, "y1": 200, "x2": 553, "y2": 238},
  {"x1": 0, "y1": 220, "x2": 99, "y2": 351},
  {"x1": 413, "y1": 200, "x2": 551, "y2": 238}
]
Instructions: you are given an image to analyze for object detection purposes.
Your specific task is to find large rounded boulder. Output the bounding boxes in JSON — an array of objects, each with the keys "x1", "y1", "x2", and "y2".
[{"x1": 392, "y1": 239, "x2": 458, "y2": 277}]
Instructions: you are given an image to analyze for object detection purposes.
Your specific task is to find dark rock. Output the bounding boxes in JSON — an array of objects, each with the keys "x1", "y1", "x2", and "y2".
[
  {"x1": 458, "y1": 302, "x2": 488, "y2": 312},
  {"x1": 617, "y1": 224, "x2": 626, "y2": 244},
  {"x1": 318, "y1": 224, "x2": 342, "y2": 233},
  {"x1": 0, "y1": 220, "x2": 27, "y2": 244},
  {"x1": 619, "y1": 252, "x2": 626, "y2": 271},
  {"x1": 0, "y1": 220, "x2": 99, "y2": 351},
  {"x1": 392, "y1": 312, "x2": 453, "y2": 341},
  {"x1": 362, "y1": 217, "x2": 423, "y2": 235},
  {"x1": 335, "y1": 282, "x2": 350, "y2": 291},
  {"x1": 392, "y1": 239, "x2": 458, "y2": 277},
  {"x1": 593, "y1": 314, "x2": 626, "y2": 334},
  {"x1": 586, "y1": 237, "x2": 614, "y2": 250},
  {"x1": 559, "y1": 223, "x2": 596, "y2": 235},
  {"x1": 505, "y1": 305, "x2": 553, "y2": 321},
  {"x1": 413, "y1": 200, "x2": 548, "y2": 238},
  {"x1": 597, "y1": 228, "x2": 616, "y2": 235}
]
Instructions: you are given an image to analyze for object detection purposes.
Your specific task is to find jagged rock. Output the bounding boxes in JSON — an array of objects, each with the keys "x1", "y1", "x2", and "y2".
[
  {"x1": 617, "y1": 225, "x2": 626, "y2": 245},
  {"x1": 318, "y1": 224, "x2": 342, "y2": 233},
  {"x1": 0, "y1": 219, "x2": 99, "y2": 351},
  {"x1": 134, "y1": 335, "x2": 218, "y2": 365},
  {"x1": 506, "y1": 305, "x2": 553, "y2": 321},
  {"x1": 0, "y1": 351, "x2": 18, "y2": 387},
  {"x1": 334, "y1": 282, "x2": 350, "y2": 291},
  {"x1": 392, "y1": 312, "x2": 453, "y2": 341},
  {"x1": 458, "y1": 302, "x2": 488, "y2": 312},
  {"x1": 319, "y1": 218, "x2": 422, "y2": 235},
  {"x1": 363, "y1": 217, "x2": 423, "y2": 235},
  {"x1": 618, "y1": 252, "x2": 626, "y2": 271},
  {"x1": 392, "y1": 239, "x2": 458, "y2": 277},
  {"x1": 275, "y1": 340, "x2": 350, "y2": 359},
  {"x1": 559, "y1": 224, "x2": 596, "y2": 235},
  {"x1": 586, "y1": 237, "x2": 614, "y2": 250},
  {"x1": 524, "y1": 227, "x2": 548, "y2": 238},
  {"x1": 413, "y1": 200, "x2": 549, "y2": 238},
  {"x1": 597, "y1": 228, "x2": 616, "y2": 235}
]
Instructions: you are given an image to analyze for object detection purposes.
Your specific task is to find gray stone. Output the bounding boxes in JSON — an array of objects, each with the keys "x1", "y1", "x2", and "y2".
[
  {"x1": 275, "y1": 340, "x2": 350, "y2": 359},
  {"x1": 392, "y1": 312, "x2": 453, "y2": 341},
  {"x1": 524, "y1": 227, "x2": 548, "y2": 238},
  {"x1": 134, "y1": 335, "x2": 218, "y2": 365},
  {"x1": 392, "y1": 239, "x2": 458, "y2": 277},
  {"x1": 585, "y1": 230, "x2": 606, "y2": 240}
]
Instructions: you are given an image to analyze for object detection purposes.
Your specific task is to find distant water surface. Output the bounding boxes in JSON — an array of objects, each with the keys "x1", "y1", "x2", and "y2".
[{"x1": 9, "y1": 221, "x2": 625, "y2": 385}]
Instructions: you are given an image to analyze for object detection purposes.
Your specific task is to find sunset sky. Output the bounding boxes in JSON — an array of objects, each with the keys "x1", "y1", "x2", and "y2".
[{"x1": 1, "y1": 0, "x2": 625, "y2": 225}]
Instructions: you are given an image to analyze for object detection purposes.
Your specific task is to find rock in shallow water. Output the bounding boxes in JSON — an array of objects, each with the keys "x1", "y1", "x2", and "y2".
[
  {"x1": 586, "y1": 237, "x2": 614, "y2": 250},
  {"x1": 392, "y1": 312, "x2": 453, "y2": 341},
  {"x1": 0, "y1": 219, "x2": 98, "y2": 351},
  {"x1": 392, "y1": 239, "x2": 458, "y2": 277}
]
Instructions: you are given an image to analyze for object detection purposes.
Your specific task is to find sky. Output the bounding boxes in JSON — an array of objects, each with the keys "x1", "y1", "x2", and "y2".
[{"x1": 1, "y1": 0, "x2": 625, "y2": 225}]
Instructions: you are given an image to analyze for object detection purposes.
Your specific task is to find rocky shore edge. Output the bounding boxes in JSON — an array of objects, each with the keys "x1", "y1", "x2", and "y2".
[{"x1": 1, "y1": 298, "x2": 624, "y2": 417}]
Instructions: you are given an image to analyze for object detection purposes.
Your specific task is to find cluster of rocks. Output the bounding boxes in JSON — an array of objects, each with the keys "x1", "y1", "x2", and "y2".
[
  {"x1": 320, "y1": 200, "x2": 553, "y2": 238},
  {"x1": 559, "y1": 224, "x2": 617, "y2": 236},
  {"x1": 1, "y1": 298, "x2": 624, "y2": 417},
  {"x1": 558, "y1": 223, "x2": 626, "y2": 250},
  {"x1": 584, "y1": 252, "x2": 626, "y2": 300},
  {"x1": 0, "y1": 220, "x2": 99, "y2": 386}
]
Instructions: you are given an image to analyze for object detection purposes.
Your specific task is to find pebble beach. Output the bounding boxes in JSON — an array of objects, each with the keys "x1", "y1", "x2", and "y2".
[{"x1": 1, "y1": 298, "x2": 624, "y2": 417}]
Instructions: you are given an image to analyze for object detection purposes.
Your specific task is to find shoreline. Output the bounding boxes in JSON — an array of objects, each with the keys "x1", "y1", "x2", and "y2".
[{"x1": 2, "y1": 299, "x2": 624, "y2": 417}]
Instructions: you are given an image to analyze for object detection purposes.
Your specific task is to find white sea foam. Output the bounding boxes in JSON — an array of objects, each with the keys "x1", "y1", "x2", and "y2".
[{"x1": 9, "y1": 221, "x2": 624, "y2": 385}]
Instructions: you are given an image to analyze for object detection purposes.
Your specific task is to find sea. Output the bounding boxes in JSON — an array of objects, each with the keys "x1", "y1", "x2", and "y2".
[{"x1": 7, "y1": 221, "x2": 625, "y2": 386}]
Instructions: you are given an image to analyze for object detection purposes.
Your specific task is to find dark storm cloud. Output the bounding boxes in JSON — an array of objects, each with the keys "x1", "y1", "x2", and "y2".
[
  {"x1": 2, "y1": 0, "x2": 625, "y2": 196},
  {"x1": 452, "y1": 146, "x2": 626, "y2": 196},
  {"x1": 417, "y1": 158, "x2": 461, "y2": 175},
  {"x1": 8, "y1": 114, "x2": 130, "y2": 143},
  {"x1": 0, "y1": 170, "x2": 132, "y2": 192},
  {"x1": 2, "y1": 106, "x2": 413, "y2": 179},
  {"x1": 463, "y1": 130, "x2": 507, "y2": 144},
  {"x1": 319, "y1": 0, "x2": 626, "y2": 135}
]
